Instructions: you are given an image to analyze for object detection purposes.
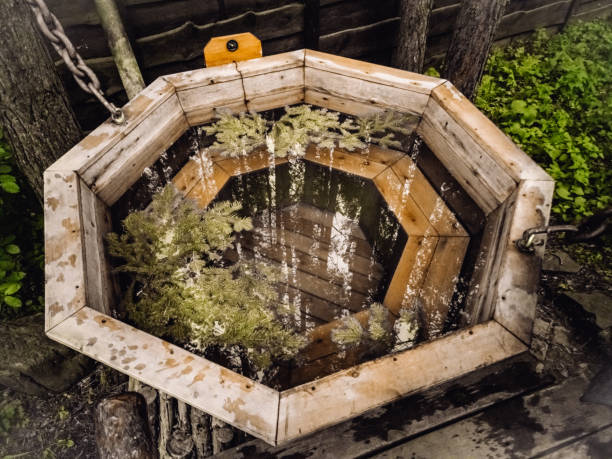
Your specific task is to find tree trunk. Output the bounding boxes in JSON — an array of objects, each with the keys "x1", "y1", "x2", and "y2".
[
  {"x1": 392, "y1": 0, "x2": 433, "y2": 73},
  {"x1": 0, "y1": 0, "x2": 82, "y2": 201},
  {"x1": 304, "y1": 0, "x2": 320, "y2": 50},
  {"x1": 443, "y1": 0, "x2": 508, "y2": 99},
  {"x1": 95, "y1": 392, "x2": 155, "y2": 459}
]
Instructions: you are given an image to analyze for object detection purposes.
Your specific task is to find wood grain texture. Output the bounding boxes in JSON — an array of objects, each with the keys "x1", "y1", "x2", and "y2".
[
  {"x1": 79, "y1": 180, "x2": 116, "y2": 317},
  {"x1": 432, "y1": 82, "x2": 552, "y2": 182},
  {"x1": 185, "y1": 164, "x2": 231, "y2": 208},
  {"x1": 383, "y1": 236, "x2": 438, "y2": 314},
  {"x1": 204, "y1": 32, "x2": 262, "y2": 67},
  {"x1": 277, "y1": 320, "x2": 527, "y2": 443},
  {"x1": 304, "y1": 145, "x2": 390, "y2": 180},
  {"x1": 418, "y1": 96, "x2": 516, "y2": 214},
  {"x1": 493, "y1": 180, "x2": 554, "y2": 344},
  {"x1": 48, "y1": 78, "x2": 176, "y2": 174},
  {"x1": 391, "y1": 156, "x2": 467, "y2": 236},
  {"x1": 47, "y1": 307, "x2": 280, "y2": 444},
  {"x1": 44, "y1": 171, "x2": 87, "y2": 331},
  {"x1": 418, "y1": 236, "x2": 469, "y2": 339},
  {"x1": 215, "y1": 148, "x2": 289, "y2": 176},
  {"x1": 373, "y1": 168, "x2": 434, "y2": 236},
  {"x1": 81, "y1": 93, "x2": 188, "y2": 205}
]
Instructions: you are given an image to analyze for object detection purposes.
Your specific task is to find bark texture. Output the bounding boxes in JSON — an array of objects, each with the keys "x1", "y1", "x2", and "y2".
[
  {"x1": 392, "y1": 0, "x2": 433, "y2": 73},
  {"x1": 95, "y1": 392, "x2": 155, "y2": 458},
  {"x1": 443, "y1": 0, "x2": 508, "y2": 99},
  {"x1": 0, "y1": 0, "x2": 82, "y2": 201},
  {"x1": 304, "y1": 0, "x2": 320, "y2": 50}
]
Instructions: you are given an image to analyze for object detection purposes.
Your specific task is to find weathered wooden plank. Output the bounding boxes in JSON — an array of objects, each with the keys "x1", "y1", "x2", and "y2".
[
  {"x1": 432, "y1": 82, "x2": 552, "y2": 182},
  {"x1": 391, "y1": 156, "x2": 467, "y2": 236},
  {"x1": 79, "y1": 179, "x2": 115, "y2": 317},
  {"x1": 304, "y1": 144, "x2": 390, "y2": 180},
  {"x1": 543, "y1": 425, "x2": 612, "y2": 459},
  {"x1": 418, "y1": 237, "x2": 470, "y2": 339},
  {"x1": 47, "y1": 307, "x2": 280, "y2": 444},
  {"x1": 277, "y1": 320, "x2": 527, "y2": 443},
  {"x1": 305, "y1": 89, "x2": 388, "y2": 117},
  {"x1": 383, "y1": 236, "x2": 438, "y2": 314},
  {"x1": 171, "y1": 151, "x2": 217, "y2": 196},
  {"x1": 418, "y1": 97, "x2": 516, "y2": 214},
  {"x1": 496, "y1": 0, "x2": 572, "y2": 38},
  {"x1": 218, "y1": 353, "x2": 547, "y2": 458},
  {"x1": 282, "y1": 284, "x2": 351, "y2": 323},
  {"x1": 163, "y1": 62, "x2": 241, "y2": 91},
  {"x1": 493, "y1": 180, "x2": 554, "y2": 344},
  {"x1": 44, "y1": 171, "x2": 87, "y2": 331},
  {"x1": 374, "y1": 375, "x2": 612, "y2": 458},
  {"x1": 305, "y1": 50, "x2": 443, "y2": 95},
  {"x1": 462, "y1": 201, "x2": 509, "y2": 326},
  {"x1": 569, "y1": 1, "x2": 612, "y2": 21},
  {"x1": 215, "y1": 148, "x2": 288, "y2": 176},
  {"x1": 319, "y1": 0, "x2": 397, "y2": 35},
  {"x1": 287, "y1": 203, "x2": 368, "y2": 241},
  {"x1": 135, "y1": 4, "x2": 304, "y2": 68},
  {"x1": 243, "y1": 66, "x2": 304, "y2": 100},
  {"x1": 185, "y1": 164, "x2": 231, "y2": 208},
  {"x1": 373, "y1": 167, "x2": 435, "y2": 236},
  {"x1": 175, "y1": 79, "x2": 247, "y2": 126},
  {"x1": 48, "y1": 78, "x2": 176, "y2": 173},
  {"x1": 81, "y1": 93, "x2": 188, "y2": 205},
  {"x1": 247, "y1": 88, "x2": 306, "y2": 113},
  {"x1": 236, "y1": 49, "x2": 304, "y2": 77},
  {"x1": 305, "y1": 68, "x2": 431, "y2": 117}
]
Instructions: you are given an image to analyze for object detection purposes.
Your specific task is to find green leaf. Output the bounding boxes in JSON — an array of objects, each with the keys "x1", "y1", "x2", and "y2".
[
  {"x1": 5, "y1": 244, "x2": 20, "y2": 255},
  {"x1": 0, "y1": 181, "x2": 19, "y2": 193},
  {"x1": 4, "y1": 296, "x2": 22, "y2": 308},
  {"x1": 0, "y1": 165, "x2": 11, "y2": 173},
  {"x1": 3, "y1": 282, "x2": 21, "y2": 296}
]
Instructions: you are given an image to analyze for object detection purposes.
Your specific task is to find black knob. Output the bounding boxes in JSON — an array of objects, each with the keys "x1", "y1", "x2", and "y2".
[{"x1": 226, "y1": 39, "x2": 238, "y2": 52}]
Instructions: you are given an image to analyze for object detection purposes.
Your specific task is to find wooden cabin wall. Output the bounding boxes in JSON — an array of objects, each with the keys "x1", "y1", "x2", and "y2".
[{"x1": 47, "y1": 0, "x2": 612, "y2": 131}]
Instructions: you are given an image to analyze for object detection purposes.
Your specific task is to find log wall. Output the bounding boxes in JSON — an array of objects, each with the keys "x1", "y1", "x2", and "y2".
[{"x1": 47, "y1": 0, "x2": 612, "y2": 130}]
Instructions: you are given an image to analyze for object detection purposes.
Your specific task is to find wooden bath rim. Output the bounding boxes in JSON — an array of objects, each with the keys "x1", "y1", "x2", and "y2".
[{"x1": 44, "y1": 49, "x2": 554, "y2": 445}]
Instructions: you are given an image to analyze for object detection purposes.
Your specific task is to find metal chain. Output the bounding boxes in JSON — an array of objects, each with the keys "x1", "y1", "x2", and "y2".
[{"x1": 25, "y1": 0, "x2": 125, "y2": 124}]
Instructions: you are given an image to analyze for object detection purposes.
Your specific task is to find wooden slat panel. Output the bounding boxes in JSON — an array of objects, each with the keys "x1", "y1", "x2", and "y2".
[
  {"x1": 47, "y1": 307, "x2": 279, "y2": 444},
  {"x1": 282, "y1": 284, "x2": 351, "y2": 323},
  {"x1": 305, "y1": 89, "x2": 388, "y2": 117},
  {"x1": 81, "y1": 94, "x2": 188, "y2": 205},
  {"x1": 305, "y1": 67, "x2": 430, "y2": 117},
  {"x1": 236, "y1": 49, "x2": 304, "y2": 78},
  {"x1": 391, "y1": 156, "x2": 467, "y2": 237},
  {"x1": 247, "y1": 88, "x2": 305, "y2": 113},
  {"x1": 79, "y1": 180, "x2": 115, "y2": 316},
  {"x1": 373, "y1": 168, "x2": 434, "y2": 236},
  {"x1": 215, "y1": 148, "x2": 289, "y2": 176},
  {"x1": 44, "y1": 171, "x2": 87, "y2": 331},
  {"x1": 176, "y1": 79, "x2": 246, "y2": 126},
  {"x1": 47, "y1": 78, "x2": 176, "y2": 173},
  {"x1": 493, "y1": 180, "x2": 554, "y2": 344},
  {"x1": 305, "y1": 50, "x2": 444, "y2": 95},
  {"x1": 171, "y1": 151, "x2": 217, "y2": 196},
  {"x1": 418, "y1": 237, "x2": 470, "y2": 339},
  {"x1": 383, "y1": 236, "x2": 438, "y2": 314},
  {"x1": 418, "y1": 97, "x2": 516, "y2": 214},
  {"x1": 304, "y1": 145, "x2": 389, "y2": 180},
  {"x1": 277, "y1": 320, "x2": 527, "y2": 443},
  {"x1": 163, "y1": 62, "x2": 241, "y2": 91},
  {"x1": 431, "y1": 82, "x2": 552, "y2": 182},
  {"x1": 287, "y1": 203, "x2": 368, "y2": 241},
  {"x1": 185, "y1": 164, "x2": 231, "y2": 208},
  {"x1": 243, "y1": 67, "x2": 304, "y2": 101}
]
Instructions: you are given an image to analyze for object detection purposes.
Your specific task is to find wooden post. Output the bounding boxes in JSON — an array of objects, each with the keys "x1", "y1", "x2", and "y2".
[
  {"x1": 94, "y1": 392, "x2": 155, "y2": 459},
  {"x1": 304, "y1": 0, "x2": 320, "y2": 50},
  {"x1": 392, "y1": 0, "x2": 433, "y2": 73},
  {"x1": 0, "y1": 0, "x2": 82, "y2": 201},
  {"x1": 94, "y1": 0, "x2": 145, "y2": 99},
  {"x1": 443, "y1": 0, "x2": 508, "y2": 100}
]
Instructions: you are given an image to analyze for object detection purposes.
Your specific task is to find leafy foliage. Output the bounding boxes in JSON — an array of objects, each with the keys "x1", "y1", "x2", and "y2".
[
  {"x1": 203, "y1": 104, "x2": 413, "y2": 158},
  {"x1": 0, "y1": 398, "x2": 27, "y2": 438},
  {"x1": 107, "y1": 185, "x2": 306, "y2": 371},
  {"x1": 475, "y1": 21, "x2": 612, "y2": 222},
  {"x1": 0, "y1": 131, "x2": 43, "y2": 320}
]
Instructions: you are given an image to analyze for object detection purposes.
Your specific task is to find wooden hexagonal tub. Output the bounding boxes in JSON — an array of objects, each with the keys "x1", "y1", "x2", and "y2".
[{"x1": 44, "y1": 49, "x2": 554, "y2": 445}]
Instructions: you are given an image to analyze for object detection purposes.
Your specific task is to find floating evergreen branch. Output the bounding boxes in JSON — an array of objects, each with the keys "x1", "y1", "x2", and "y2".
[
  {"x1": 331, "y1": 315, "x2": 365, "y2": 348},
  {"x1": 392, "y1": 304, "x2": 421, "y2": 352},
  {"x1": 367, "y1": 302, "x2": 392, "y2": 344},
  {"x1": 107, "y1": 185, "x2": 306, "y2": 370},
  {"x1": 202, "y1": 105, "x2": 414, "y2": 158}
]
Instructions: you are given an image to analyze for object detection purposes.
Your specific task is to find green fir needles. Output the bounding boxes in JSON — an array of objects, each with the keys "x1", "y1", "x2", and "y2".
[
  {"x1": 203, "y1": 104, "x2": 414, "y2": 158},
  {"x1": 107, "y1": 185, "x2": 306, "y2": 370}
]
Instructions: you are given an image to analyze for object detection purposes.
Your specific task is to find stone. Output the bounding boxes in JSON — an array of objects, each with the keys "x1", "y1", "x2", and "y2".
[
  {"x1": 563, "y1": 291, "x2": 612, "y2": 329},
  {"x1": 0, "y1": 313, "x2": 94, "y2": 396},
  {"x1": 542, "y1": 249, "x2": 581, "y2": 273}
]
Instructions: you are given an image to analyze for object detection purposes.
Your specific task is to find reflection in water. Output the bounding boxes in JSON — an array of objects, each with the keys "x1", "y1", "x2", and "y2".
[{"x1": 212, "y1": 159, "x2": 406, "y2": 335}]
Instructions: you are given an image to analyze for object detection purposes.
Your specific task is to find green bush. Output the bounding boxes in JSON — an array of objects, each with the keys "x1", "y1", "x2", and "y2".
[
  {"x1": 0, "y1": 131, "x2": 43, "y2": 320},
  {"x1": 475, "y1": 20, "x2": 612, "y2": 223}
]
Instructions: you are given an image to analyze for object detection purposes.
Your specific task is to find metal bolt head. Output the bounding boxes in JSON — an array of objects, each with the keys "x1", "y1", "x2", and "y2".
[{"x1": 226, "y1": 39, "x2": 239, "y2": 52}]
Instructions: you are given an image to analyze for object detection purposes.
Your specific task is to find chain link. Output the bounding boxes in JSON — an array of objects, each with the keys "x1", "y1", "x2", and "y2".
[{"x1": 26, "y1": 0, "x2": 125, "y2": 124}]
